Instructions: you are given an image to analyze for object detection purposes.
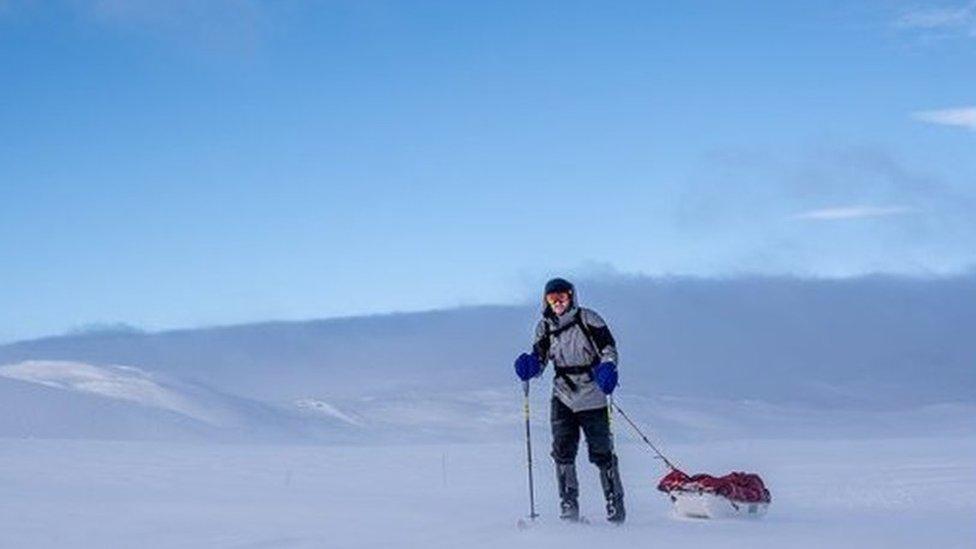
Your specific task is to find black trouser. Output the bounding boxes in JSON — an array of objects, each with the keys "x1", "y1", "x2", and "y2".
[{"x1": 550, "y1": 397, "x2": 615, "y2": 467}]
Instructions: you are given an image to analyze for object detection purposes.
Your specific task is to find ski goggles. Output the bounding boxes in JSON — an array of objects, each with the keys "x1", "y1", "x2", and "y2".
[{"x1": 545, "y1": 292, "x2": 571, "y2": 306}]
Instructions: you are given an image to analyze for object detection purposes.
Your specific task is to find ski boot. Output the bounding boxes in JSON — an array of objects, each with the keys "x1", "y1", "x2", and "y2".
[
  {"x1": 560, "y1": 499, "x2": 580, "y2": 522},
  {"x1": 556, "y1": 463, "x2": 580, "y2": 522},
  {"x1": 599, "y1": 458, "x2": 626, "y2": 524}
]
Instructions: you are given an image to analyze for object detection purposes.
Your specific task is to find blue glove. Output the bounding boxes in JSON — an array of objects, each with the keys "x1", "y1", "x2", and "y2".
[
  {"x1": 514, "y1": 353, "x2": 542, "y2": 381},
  {"x1": 594, "y1": 362, "x2": 618, "y2": 394}
]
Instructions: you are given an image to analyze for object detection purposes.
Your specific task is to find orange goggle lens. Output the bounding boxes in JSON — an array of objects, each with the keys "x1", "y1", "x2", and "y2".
[{"x1": 545, "y1": 292, "x2": 570, "y2": 305}]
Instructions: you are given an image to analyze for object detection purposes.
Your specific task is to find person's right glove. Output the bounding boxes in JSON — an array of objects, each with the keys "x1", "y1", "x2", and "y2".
[
  {"x1": 514, "y1": 352, "x2": 542, "y2": 381},
  {"x1": 594, "y1": 361, "x2": 618, "y2": 394}
]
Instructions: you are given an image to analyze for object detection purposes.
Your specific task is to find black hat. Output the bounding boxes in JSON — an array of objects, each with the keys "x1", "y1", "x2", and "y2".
[{"x1": 544, "y1": 278, "x2": 574, "y2": 295}]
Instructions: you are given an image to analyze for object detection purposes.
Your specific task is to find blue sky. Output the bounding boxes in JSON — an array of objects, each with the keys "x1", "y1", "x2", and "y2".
[{"x1": 1, "y1": 1, "x2": 974, "y2": 342}]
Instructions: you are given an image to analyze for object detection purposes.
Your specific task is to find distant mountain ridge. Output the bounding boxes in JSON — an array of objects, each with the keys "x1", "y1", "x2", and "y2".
[
  {"x1": 1, "y1": 275, "x2": 974, "y2": 441},
  {"x1": 4, "y1": 275, "x2": 973, "y2": 403}
]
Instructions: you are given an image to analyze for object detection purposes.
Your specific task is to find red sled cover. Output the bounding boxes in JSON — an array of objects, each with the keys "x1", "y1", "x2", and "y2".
[{"x1": 657, "y1": 469, "x2": 771, "y2": 504}]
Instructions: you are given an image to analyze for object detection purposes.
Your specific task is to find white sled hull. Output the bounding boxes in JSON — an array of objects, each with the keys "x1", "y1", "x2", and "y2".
[{"x1": 670, "y1": 491, "x2": 769, "y2": 519}]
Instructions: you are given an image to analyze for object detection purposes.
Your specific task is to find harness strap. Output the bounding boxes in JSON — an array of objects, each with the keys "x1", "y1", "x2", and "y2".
[
  {"x1": 555, "y1": 365, "x2": 594, "y2": 375},
  {"x1": 554, "y1": 361, "x2": 598, "y2": 392},
  {"x1": 555, "y1": 371, "x2": 579, "y2": 392},
  {"x1": 547, "y1": 310, "x2": 602, "y2": 393},
  {"x1": 543, "y1": 312, "x2": 583, "y2": 339}
]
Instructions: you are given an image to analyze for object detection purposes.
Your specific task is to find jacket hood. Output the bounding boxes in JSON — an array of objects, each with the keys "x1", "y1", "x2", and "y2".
[{"x1": 542, "y1": 278, "x2": 577, "y2": 318}]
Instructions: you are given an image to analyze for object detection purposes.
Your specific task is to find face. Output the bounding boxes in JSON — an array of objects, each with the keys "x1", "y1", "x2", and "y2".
[{"x1": 545, "y1": 291, "x2": 572, "y2": 315}]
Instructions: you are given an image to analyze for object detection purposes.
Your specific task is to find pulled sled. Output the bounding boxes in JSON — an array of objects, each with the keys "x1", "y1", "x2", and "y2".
[{"x1": 657, "y1": 468, "x2": 771, "y2": 519}]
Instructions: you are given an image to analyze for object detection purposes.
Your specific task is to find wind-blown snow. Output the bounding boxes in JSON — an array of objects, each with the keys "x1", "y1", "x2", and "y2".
[
  {"x1": 0, "y1": 436, "x2": 972, "y2": 548},
  {"x1": 3, "y1": 275, "x2": 973, "y2": 410},
  {"x1": 1, "y1": 359, "x2": 972, "y2": 443}
]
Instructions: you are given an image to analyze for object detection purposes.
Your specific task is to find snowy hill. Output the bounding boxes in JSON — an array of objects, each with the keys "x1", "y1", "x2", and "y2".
[
  {"x1": 0, "y1": 360, "x2": 359, "y2": 442},
  {"x1": 1, "y1": 275, "x2": 973, "y2": 442}
]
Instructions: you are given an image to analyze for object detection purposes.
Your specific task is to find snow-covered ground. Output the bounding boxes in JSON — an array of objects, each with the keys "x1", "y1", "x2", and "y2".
[
  {"x1": 2, "y1": 279, "x2": 973, "y2": 547},
  {"x1": 0, "y1": 436, "x2": 973, "y2": 548},
  {"x1": 2, "y1": 361, "x2": 974, "y2": 547}
]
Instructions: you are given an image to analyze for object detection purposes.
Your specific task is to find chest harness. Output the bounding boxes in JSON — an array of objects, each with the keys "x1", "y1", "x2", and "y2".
[{"x1": 544, "y1": 309, "x2": 601, "y2": 392}]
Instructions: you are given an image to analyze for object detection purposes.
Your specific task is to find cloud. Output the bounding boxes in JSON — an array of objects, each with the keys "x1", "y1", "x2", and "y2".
[
  {"x1": 676, "y1": 145, "x2": 976, "y2": 275},
  {"x1": 0, "y1": 0, "x2": 267, "y2": 55},
  {"x1": 792, "y1": 206, "x2": 914, "y2": 221},
  {"x1": 1, "y1": 1, "x2": 268, "y2": 53},
  {"x1": 688, "y1": 146, "x2": 966, "y2": 225},
  {"x1": 895, "y1": 2, "x2": 976, "y2": 36},
  {"x1": 87, "y1": 0, "x2": 265, "y2": 52},
  {"x1": 913, "y1": 107, "x2": 976, "y2": 129}
]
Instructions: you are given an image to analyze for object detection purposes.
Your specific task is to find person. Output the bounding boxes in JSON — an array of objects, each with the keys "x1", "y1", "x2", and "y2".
[{"x1": 514, "y1": 278, "x2": 625, "y2": 523}]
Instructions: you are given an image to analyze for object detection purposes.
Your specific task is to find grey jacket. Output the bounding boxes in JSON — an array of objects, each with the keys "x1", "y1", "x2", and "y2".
[{"x1": 533, "y1": 305, "x2": 618, "y2": 412}]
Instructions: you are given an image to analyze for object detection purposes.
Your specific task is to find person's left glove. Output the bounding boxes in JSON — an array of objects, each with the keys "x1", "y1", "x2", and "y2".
[
  {"x1": 594, "y1": 362, "x2": 618, "y2": 394},
  {"x1": 514, "y1": 352, "x2": 542, "y2": 381}
]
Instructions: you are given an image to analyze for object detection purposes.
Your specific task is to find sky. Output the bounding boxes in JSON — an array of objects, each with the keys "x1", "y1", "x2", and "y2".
[{"x1": 1, "y1": 1, "x2": 974, "y2": 342}]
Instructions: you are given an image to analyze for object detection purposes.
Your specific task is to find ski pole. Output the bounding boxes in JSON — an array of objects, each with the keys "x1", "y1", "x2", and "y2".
[
  {"x1": 522, "y1": 380, "x2": 539, "y2": 521},
  {"x1": 610, "y1": 398, "x2": 679, "y2": 471}
]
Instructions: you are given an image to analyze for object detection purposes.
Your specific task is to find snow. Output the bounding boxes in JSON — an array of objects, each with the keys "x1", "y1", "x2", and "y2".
[
  {"x1": 0, "y1": 360, "x2": 225, "y2": 425},
  {"x1": 0, "y1": 360, "x2": 363, "y2": 443},
  {"x1": 0, "y1": 379, "x2": 972, "y2": 548},
  {"x1": 0, "y1": 436, "x2": 972, "y2": 548},
  {"x1": 294, "y1": 398, "x2": 365, "y2": 426},
  {"x1": 1, "y1": 278, "x2": 973, "y2": 546}
]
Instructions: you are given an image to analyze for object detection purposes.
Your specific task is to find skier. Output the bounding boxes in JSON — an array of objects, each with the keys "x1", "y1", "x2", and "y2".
[{"x1": 514, "y1": 278, "x2": 625, "y2": 524}]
